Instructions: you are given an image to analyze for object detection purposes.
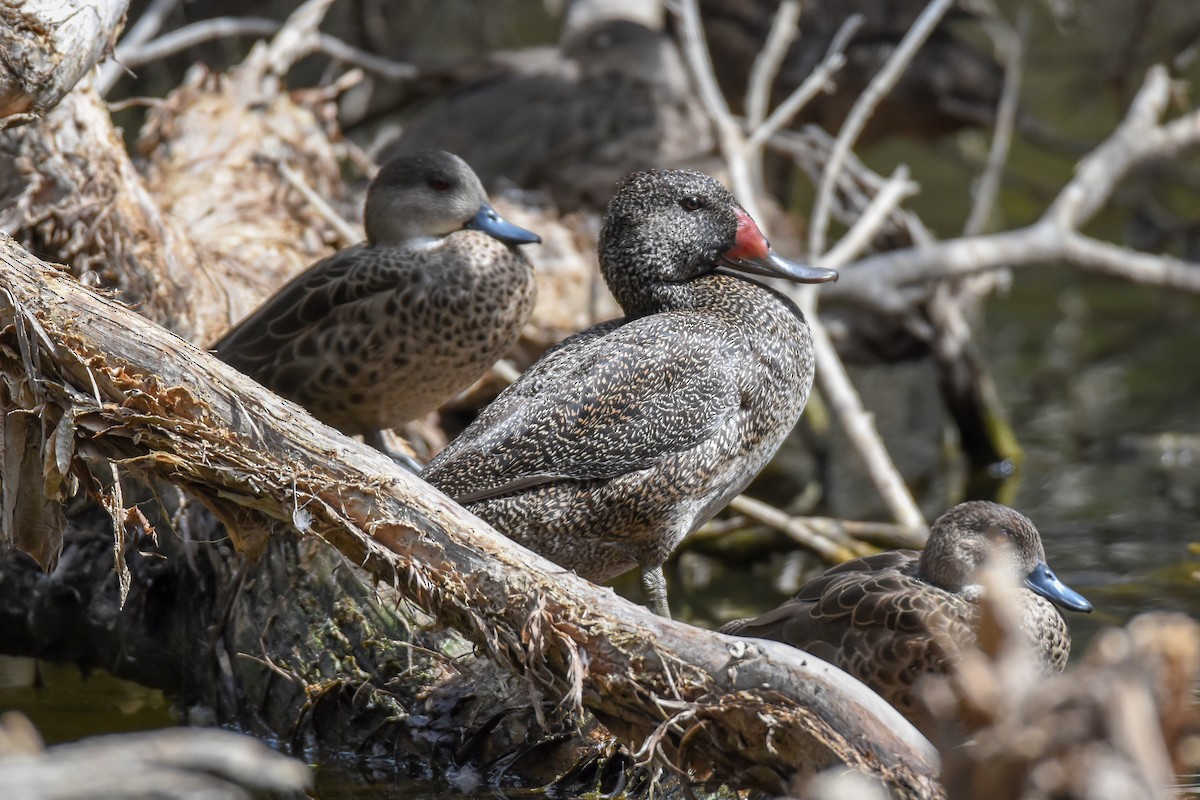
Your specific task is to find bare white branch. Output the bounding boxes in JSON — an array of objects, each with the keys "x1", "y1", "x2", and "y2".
[
  {"x1": 745, "y1": 15, "x2": 864, "y2": 153},
  {"x1": 98, "y1": 0, "x2": 181, "y2": 96},
  {"x1": 745, "y1": 0, "x2": 801, "y2": 129},
  {"x1": 1045, "y1": 66, "x2": 1188, "y2": 229},
  {"x1": 109, "y1": 16, "x2": 416, "y2": 86},
  {"x1": 832, "y1": 65, "x2": 1200, "y2": 313},
  {"x1": 963, "y1": 10, "x2": 1026, "y2": 237},
  {"x1": 824, "y1": 165, "x2": 917, "y2": 269},
  {"x1": 809, "y1": 0, "x2": 955, "y2": 258}
]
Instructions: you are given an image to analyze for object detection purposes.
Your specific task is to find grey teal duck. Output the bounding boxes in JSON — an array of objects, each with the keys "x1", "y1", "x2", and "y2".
[
  {"x1": 423, "y1": 169, "x2": 838, "y2": 617},
  {"x1": 212, "y1": 150, "x2": 540, "y2": 454},
  {"x1": 719, "y1": 500, "x2": 1093, "y2": 735}
]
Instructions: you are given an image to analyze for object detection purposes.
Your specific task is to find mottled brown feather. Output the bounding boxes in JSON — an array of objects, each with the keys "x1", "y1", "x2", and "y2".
[
  {"x1": 720, "y1": 502, "x2": 1084, "y2": 734},
  {"x1": 212, "y1": 151, "x2": 537, "y2": 438}
]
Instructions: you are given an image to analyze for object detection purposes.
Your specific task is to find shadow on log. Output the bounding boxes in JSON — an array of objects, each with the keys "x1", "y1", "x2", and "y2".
[{"x1": 0, "y1": 235, "x2": 942, "y2": 796}]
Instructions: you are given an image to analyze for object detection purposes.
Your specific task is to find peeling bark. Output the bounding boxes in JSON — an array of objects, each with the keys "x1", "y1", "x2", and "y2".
[
  {"x1": 0, "y1": 235, "x2": 942, "y2": 797},
  {"x1": 0, "y1": 0, "x2": 129, "y2": 128}
]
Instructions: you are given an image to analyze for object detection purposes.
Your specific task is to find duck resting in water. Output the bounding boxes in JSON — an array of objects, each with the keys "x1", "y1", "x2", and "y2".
[
  {"x1": 423, "y1": 169, "x2": 837, "y2": 616},
  {"x1": 720, "y1": 500, "x2": 1093, "y2": 735},
  {"x1": 212, "y1": 150, "x2": 540, "y2": 460}
]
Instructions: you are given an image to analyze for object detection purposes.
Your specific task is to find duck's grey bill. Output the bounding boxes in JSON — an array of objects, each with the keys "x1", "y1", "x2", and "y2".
[
  {"x1": 1024, "y1": 561, "x2": 1093, "y2": 613},
  {"x1": 467, "y1": 202, "x2": 542, "y2": 245},
  {"x1": 718, "y1": 251, "x2": 839, "y2": 284}
]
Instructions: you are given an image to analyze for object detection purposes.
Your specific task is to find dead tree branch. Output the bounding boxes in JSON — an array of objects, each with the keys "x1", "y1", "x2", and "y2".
[
  {"x1": 808, "y1": 0, "x2": 955, "y2": 259},
  {"x1": 102, "y1": 16, "x2": 416, "y2": 95},
  {"x1": 0, "y1": 235, "x2": 943, "y2": 797},
  {"x1": 96, "y1": 0, "x2": 180, "y2": 96},
  {"x1": 0, "y1": 0, "x2": 129, "y2": 127},
  {"x1": 829, "y1": 66, "x2": 1200, "y2": 315}
]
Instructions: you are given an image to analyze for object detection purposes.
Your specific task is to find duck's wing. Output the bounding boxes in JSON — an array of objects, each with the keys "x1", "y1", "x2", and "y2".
[
  {"x1": 720, "y1": 552, "x2": 974, "y2": 670},
  {"x1": 211, "y1": 245, "x2": 392, "y2": 377},
  {"x1": 423, "y1": 314, "x2": 742, "y2": 503}
]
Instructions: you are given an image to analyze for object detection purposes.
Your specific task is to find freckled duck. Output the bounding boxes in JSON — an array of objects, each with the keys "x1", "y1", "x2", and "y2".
[
  {"x1": 423, "y1": 168, "x2": 837, "y2": 616},
  {"x1": 212, "y1": 150, "x2": 540, "y2": 454},
  {"x1": 719, "y1": 501, "x2": 1093, "y2": 734}
]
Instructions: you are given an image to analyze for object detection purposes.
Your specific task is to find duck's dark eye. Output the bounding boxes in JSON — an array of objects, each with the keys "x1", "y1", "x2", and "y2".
[
  {"x1": 428, "y1": 178, "x2": 451, "y2": 191},
  {"x1": 680, "y1": 196, "x2": 704, "y2": 212}
]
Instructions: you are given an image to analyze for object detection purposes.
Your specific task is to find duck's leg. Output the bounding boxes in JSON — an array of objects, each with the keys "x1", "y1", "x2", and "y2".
[
  {"x1": 363, "y1": 429, "x2": 423, "y2": 474},
  {"x1": 641, "y1": 566, "x2": 671, "y2": 618}
]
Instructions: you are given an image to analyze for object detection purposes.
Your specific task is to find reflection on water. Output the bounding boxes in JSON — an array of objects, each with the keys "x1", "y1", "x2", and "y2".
[
  {"x1": 985, "y1": 268, "x2": 1200, "y2": 648},
  {"x1": 0, "y1": 656, "x2": 175, "y2": 745}
]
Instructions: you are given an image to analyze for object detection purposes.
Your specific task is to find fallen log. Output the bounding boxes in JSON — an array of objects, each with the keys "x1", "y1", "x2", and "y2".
[{"x1": 0, "y1": 234, "x2": 941, "y2": 796}]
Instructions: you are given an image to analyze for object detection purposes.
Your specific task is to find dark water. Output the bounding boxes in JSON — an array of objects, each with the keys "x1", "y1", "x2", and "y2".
[{"x1": 0, "y1": 657, "x2": 174, "y2": 744}]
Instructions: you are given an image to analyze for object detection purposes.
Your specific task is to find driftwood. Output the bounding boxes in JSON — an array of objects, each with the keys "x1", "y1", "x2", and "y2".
[
  {"x1": 0, "y1": 711, "x2": 311, "y2": 799},
  {"x1": 0, "y1": 0, "x2": 129, "y2": 128},
  {"x1": 0, "y1": 234, "x2": 941, "y2": 796}
]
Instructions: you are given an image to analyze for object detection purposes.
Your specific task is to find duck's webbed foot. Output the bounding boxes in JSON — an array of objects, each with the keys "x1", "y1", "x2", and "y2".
[{"x1": 641, "y1": 565, "x2": 671, "y2": 618}]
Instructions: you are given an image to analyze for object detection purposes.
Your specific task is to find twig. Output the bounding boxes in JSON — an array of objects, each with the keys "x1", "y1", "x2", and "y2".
[
  {"x1": 809, "y1": 0, "x2": 956, "y2": 259},
  {"x1": 745, "y1": 0, "x2": 801, "y2": 129},
  {"x1": 111, "y1": 17, "x2": 416, "y2": 84},
  {"x1": 745, "y1": 16, "x2": 864, "y2": 152},
  {"x1": 963, "y1": 10, "x2": 1027, "y2": 237},
  {"x1": 728, "y1": 496, "x2": 869, "y2": 562},
  {"x1": 729, "y1": 496, "x2": 928, "y2": 554},
  {"x1": 822, "y1": 165, "x2": 917, "y2": 269},
  {"x1": 769, "y1": 127, "x2": 910, "y2": 234},
  {"x1": 274, "y1": 158, "x2": 362, "y2": 247},
  {"x1": 98, "y1": 0, "x2": 182, "y2": 97},
  {"x1": 810, "y1": 322, "x2": 928, "y2": 531}
]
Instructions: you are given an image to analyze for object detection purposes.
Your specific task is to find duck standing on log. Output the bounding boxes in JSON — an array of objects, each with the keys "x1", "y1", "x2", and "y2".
[
  {"x1": 423, "y1": 169, "x2": 838, "y2": 616},
  {"x1": 720, "y1": 501, "x2": 1093, "y2": 734},
  {"x1": 212, "y1": 150, "x2": 540, "y2": 459}
]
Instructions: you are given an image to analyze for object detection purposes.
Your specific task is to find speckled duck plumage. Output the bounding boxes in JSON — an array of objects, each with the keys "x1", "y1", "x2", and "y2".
[
  {"x1": 423, "y1": 169, "x2": 837, "y2": 616},
  {"x1": 212, "y1": 150, "x2": 539, "y2": 443},
  {"x1": 719, "y1": 501, "x2": 1093, "y2": 734}
]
